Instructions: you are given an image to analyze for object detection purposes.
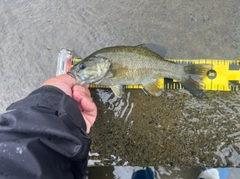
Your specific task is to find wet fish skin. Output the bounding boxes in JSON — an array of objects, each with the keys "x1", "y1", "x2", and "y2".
[
  {"x1": 68, "y1": 57, "x2": 111, "y2": 85},
  {"x1": 88, "y1": 46, "x2": 185, "y2": 84},
  {"x1": 69, "y1": 45, "x2": 211, "y2": 98}
]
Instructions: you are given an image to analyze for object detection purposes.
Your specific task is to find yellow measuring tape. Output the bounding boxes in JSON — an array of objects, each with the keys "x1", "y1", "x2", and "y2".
[{"x1": 72, "y1": 58, "x2": 240, "y2": 91}]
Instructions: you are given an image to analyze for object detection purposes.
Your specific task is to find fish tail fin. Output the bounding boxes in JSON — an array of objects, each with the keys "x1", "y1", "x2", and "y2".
[{"x1": 181, "y1": 64, "x2": 212, "y2": 98}]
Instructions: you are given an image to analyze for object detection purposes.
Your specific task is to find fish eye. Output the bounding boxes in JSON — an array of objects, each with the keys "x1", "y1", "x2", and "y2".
[{"x1": 79, "y1": 63, "x2": 86, "y2": 70}]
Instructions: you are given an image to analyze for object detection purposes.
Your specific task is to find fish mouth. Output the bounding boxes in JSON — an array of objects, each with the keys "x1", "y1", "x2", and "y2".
[
  {"x1": 67, "y1": 71, "x2": 77, "y2": 80},
  {"x1": 67, "y1": 71, "x2": 86, "y2": 85}
]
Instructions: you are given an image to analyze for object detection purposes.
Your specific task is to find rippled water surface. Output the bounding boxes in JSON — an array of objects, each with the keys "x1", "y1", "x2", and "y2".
[{"x1": 1, "y1": 0, "x2": 240, "y2": 178}]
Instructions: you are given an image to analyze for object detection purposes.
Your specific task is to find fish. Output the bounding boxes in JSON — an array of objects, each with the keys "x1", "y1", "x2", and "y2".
[{"x1": 67, "y1": 45, "x2": 212, "y2": 98}]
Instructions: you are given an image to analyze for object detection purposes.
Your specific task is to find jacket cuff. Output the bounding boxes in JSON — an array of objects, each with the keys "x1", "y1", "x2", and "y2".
[{"x1": 7, "y1": 85, "x2": 87, "y2": 131}]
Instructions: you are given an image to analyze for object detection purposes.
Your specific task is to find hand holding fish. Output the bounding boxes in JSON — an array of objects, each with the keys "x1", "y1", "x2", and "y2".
[{"x1": 41, "y1": 74, "x2": 97, "y2": 133}]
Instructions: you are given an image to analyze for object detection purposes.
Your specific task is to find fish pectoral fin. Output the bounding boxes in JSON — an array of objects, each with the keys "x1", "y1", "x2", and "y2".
[
  {"x1": 142, "y1": 80, "x2": 162, "y2": 97},
  {"x1": 110, "y1": 85, "x2": 124, "y2": 97},
  {"x1": 105, "y1": 71, "x2": 114, "y2": 78}
]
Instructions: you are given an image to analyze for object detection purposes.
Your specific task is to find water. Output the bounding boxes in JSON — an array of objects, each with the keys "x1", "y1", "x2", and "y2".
[
  {"x1": 89, "y1": 89, "x2": 240, "y2": 167},
  {"x1": 1, "y1": 0, "x2": 240, "y2": 178},
  {"x1": 85, "y1": 166, "x2": 200, "y2": 179}
]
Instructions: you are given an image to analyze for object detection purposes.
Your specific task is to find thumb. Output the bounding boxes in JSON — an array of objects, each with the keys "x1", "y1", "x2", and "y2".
[{"x1": 72, "y1": 85, "x2": 97, "y2": 133}]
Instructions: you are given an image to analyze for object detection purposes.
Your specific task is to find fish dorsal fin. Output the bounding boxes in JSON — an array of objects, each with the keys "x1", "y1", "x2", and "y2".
[
  {"x1": 110, "y1": 85, "x2": 124, "y2": 97},
  {"x1": 135, "y1": 44, "x2": 147, "y2": 48},
  {"x1": 142, "y1": 80, "x2": 162, "y2": 96}
]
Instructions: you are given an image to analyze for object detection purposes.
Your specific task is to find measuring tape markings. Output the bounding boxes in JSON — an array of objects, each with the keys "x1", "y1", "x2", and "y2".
[{"x1": 158, "y1": 59, "x2": 240, "y2": 91}]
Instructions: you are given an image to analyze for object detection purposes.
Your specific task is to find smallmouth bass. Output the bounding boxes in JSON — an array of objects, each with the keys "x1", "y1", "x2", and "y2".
[{"x1": 68, "y1": 45, "x2": 212, "y2": 98}]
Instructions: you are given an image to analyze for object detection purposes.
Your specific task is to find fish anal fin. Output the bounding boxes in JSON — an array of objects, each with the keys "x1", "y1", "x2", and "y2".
[
  {"x1": 142, "y1": 80, "x2": 162, "y2": 97},
  {"x1": 110, "y1": 85, "x2": 124, "y2": 97}
]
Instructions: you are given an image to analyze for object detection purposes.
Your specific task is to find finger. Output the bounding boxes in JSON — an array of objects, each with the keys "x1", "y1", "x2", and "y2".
[
  {"x1": 84, "y1": 119, "x2": 92, "y2": 134},
  {"x1": 80, "y1": 98, "x2": 97, "y2": 126},
  {"x1": 55, "y1": 74, "x2": 77, "y2": 88},
  {"x1": 73, "y1": 86, "x2": 95, "y2": 115},
  {"x1": 42, "y1": 74, "x2": 77, "y2": 89},
  {"x1": 75, "y1": 97, "x2": 97, "y2": 133},
  {"x1": 41, "y1": 74, "x2": 77, "y2": 97},
  {"x1": 72, "y1": 85, "x2": 97, "y2": 132},
  {"x1": 73, "y1": 85, "x2": 91, "y2": 99}
]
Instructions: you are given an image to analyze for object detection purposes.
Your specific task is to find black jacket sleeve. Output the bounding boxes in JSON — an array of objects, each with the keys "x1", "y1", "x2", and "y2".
[{"x1": 0, "y1": 86, "x2": 91, "y2": 179}]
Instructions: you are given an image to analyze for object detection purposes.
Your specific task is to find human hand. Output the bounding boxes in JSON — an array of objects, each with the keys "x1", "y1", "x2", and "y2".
[{"x1": 41, "y1": 74, "x2": 97, "y2": 133}]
